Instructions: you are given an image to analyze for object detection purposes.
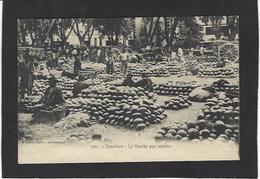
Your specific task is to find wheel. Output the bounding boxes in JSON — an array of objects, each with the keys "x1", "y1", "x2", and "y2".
[{"x1": 218, "y1": 42, "x2": 239, "y2": 63}]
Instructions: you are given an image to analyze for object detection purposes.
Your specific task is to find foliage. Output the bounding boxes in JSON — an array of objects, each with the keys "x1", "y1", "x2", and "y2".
[
  {"x1": 199, "y1": 16, "x2": 239, "y2": 40},
  {"x1": 71, "y1": 18, "x2": 96, "y2": 47},
  {"x1": 17, "y1": 19, "x2": 56, "y2": 47},
  {"x1": 95, "y1": 18, "x2": 134, "y2": 45},
  {"x1": 162, "y1": 17, "x2": 182, "y2": 48},
  {"x1": 52, "y1": 19, "x2": 74, "y2": 46},
  {"x1": 178, "y1": 17, "x2": 202, "y2": 48},
  {"x1": 139, "y1": 17, "x2": 161, "y2": 46}
]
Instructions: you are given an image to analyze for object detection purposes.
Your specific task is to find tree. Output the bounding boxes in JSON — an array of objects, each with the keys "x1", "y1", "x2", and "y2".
[
  {"x1": 200, "y1": 16, "x2": 239, "y2": 41},
  {"x1": 95, "y1": 18, "x2": 134, "y2": 45},
  {"x1": 52, "y1": 19, "x2": 74, "y2": 48},
  {"x1": 26, "y1": 19, "x2": 55, "y2": 47},
  {"x1": 71, "y1": 18, "x2": 95, "y2": 47},
  {"x1": 226, "y1": 16, "x2": 239, "y2": 41},
  {"x1": 17, "y1": 19, "x2": 28, "y2": 46},
  {"x1": 178, "y1": 17, "x2": 202, "y2": 48},
  {"x1": 140, "y1": 17, "x2": 161, "y2": 45},
  {"x1": 121, "y1": 18, "x2": 135, "y2": 45},
  {"x1": 200, "y1": 16, "x2": 225, "y2": 39},
  {"x1": 162, "y1": 17, "x2": 182, "y2": 48}
]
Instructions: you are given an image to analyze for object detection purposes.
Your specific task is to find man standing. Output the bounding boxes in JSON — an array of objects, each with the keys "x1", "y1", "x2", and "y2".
[
  {"x1": 97, "y1": 47, "x2": 102, "y2": 63},
  {"x1": 118, "y1": 49, "x2": 129, "y2": 76},
  {"x1": 21, "y1": 49, "x2": 35, "y2": 97},
  {"x1": 106, "y1": 47, "x2": 114, "y2": 74},
  {"x1": 74, "y1": 52, "x2": 82, "y2": 76}
]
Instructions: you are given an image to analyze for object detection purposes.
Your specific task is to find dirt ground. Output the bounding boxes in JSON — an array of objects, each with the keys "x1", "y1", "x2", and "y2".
[
  {"x1": 18, "y1": 75, "x2": 239, "y2": 143},
  {"x1": 18, "y1": 101, "x2": 205, "y2": 143}
]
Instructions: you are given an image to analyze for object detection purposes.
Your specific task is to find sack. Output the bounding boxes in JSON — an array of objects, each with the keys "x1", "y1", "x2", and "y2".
[{"x1": 189, "y1": 87, "x2": 212, "y2": 102}]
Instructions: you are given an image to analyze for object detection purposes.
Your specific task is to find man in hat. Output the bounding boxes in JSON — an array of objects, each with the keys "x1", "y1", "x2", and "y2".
[{"x1": 39, "y1": 77, "x2": 65, "y2": 107}]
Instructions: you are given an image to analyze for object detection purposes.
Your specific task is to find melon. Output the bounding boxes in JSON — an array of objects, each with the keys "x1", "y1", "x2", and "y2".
[
  {"x1": 164, "y1": 133, "x2": 174, "y2": 140},
  {"x1": 136, "y1": 123, "x2": 146, "y2": 131},
  {"x1": 133, "y1": 118, "x2": 144, "y2": 124},
  {"x1": 167, "y1": 129, "x2": 177, "y2": 136},
  {"x1": 224, "y1": 129, "x2": 233, "y2": 137},
  {"x1": 200, "y1": 129, "x2": 210, "y2": 138},
  {"x1": 188, "y1": 128, "x2": 199, "y2": 139},
  {"x1": 181, "y1": 137, "x2": 189, "y2": 142},
  {"x1": 214, "y1": 120, "x2": 226, "y2": 134},
  {"x1": 197, "y1": 120, "x2": 207, "y2": 130},
  {"x1": 155, "y1": 134, "x2": 163, "y2": 141},
  {"x1": 174, "y1": 135, "x2": 182, "y2": 140},
  {"x1": 218, "y1": 134, "x2": 229, "y2": 140},
  {"x1": 157, "y1": 129, "x2": 166, "y2": 135},
  {"x1": 177, "y1": 129, "x2": 187, "y2": 137}
]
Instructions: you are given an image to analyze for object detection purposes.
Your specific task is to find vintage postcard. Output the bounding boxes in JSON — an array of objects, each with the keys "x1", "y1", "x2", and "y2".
[{"x1": 17, "y1": 16, "x2": 241, "y2": 163}]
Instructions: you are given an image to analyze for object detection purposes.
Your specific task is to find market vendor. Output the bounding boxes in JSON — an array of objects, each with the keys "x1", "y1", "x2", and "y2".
[
  {"x1": 135, "y1": 73, "x2": 153, "y2": 92},
  {"x1": 122, "y1": 73, "x2": 136, "y2": 87},
  {"x1": 74, "y1": 52, "x2": 82, "y2": 76},
  {"x1": 37, "y1": 77, "x2": 65, "y2": 108}
]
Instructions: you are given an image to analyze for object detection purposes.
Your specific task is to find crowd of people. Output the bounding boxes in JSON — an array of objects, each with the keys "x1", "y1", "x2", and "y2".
[{"x1": 17, "y1": 43, "x2": 211, "y2": 106}]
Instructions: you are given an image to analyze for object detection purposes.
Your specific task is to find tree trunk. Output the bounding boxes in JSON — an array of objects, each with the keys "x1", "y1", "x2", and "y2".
[{"x1": 149, "y1": 17, "x2": 160, "y2": 44}]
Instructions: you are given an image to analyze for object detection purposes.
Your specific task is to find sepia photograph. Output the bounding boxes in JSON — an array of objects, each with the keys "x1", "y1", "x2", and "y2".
[{"x1": 17, "y1": 16, "x2": 240, "y2": 163}]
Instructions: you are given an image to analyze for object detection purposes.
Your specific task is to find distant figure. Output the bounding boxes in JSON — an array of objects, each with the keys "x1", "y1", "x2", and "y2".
[
  {"x1": 97, "y1": 47, "x2": 102, "y2": 63},
  {"x1": 177, "y1": 47, "x2": 184, "y2": 62},
  {"x1": 74, "y1": 53, "x2": 82, "y2": 76},
  {"x1": 220, "y1": 33, "x2": 227, "y2": 40},
  {"x1": 106, "y1": 47, "x2": 114, "y2": 74}
]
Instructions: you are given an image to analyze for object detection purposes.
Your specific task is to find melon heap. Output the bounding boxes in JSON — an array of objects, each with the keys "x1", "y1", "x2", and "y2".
[
  {"x1": 198, "y1": 96, "x2": 239, "y2": 125},
  {"x1": 155, "y1": 95, "x2": 239, "y2": 142},
  {"x1": 153, "y1": 82, "x2": 195, "y2": 96},
  {"x1": 162, "y1": 95, "x2": 192, "y2": 110},
  {"x1": 19, "y1": 96, "x2": 41, "y2": 113},
  {"x1": 67, "y1": 85, "x2": 167, "y2": 130},
  {"x1": 198, "y1": 68, "x2": 236, "y2": 78}
]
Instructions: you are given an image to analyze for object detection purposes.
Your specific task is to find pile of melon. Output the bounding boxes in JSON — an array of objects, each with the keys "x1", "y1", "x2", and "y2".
[
  {"x1": 128, "y1": 68, "x2": 170, "y2": 77},
  {"x1": 162, "y1": 95, "x2": 192, "y2": 110},
  {"x1": 32, "y1": 79, "x2": 48, "y2": 96},
  {"x1": 155, "y1": 119, "x2": 239, "y2": 142},
  {"x1": 198, "y1": 68, "x2": 236, "y2": 78},
  {"x1": 212, "y1": 83, "x2": 239, "y2": 93},
  {"x1": 198, "y1": 96, "x2": 239, "y2": 125},
  {"x1": 155, "y1": 95, "x2": 240, "y2": 142},
  {"x1": 153, "y1": 82, "x2": 194, "y2": 96},
  {"x1": 19, "y1": 96, "x2": 41, "y2": 113},
  {"x1": 75, "y1": 85, "x2": 168, "y2": 130}
]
